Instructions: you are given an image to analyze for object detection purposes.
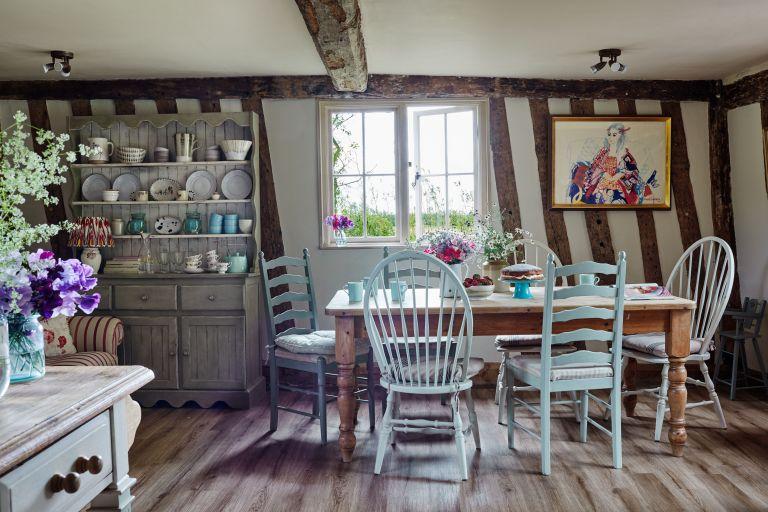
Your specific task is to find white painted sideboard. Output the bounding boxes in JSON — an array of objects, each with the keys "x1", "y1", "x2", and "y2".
[{"x1": 0, "y1": 366, "x2": 154, "y2": 512}]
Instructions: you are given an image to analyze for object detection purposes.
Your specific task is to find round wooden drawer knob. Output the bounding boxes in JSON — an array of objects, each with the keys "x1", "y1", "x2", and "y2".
[
  {"x1": 75, "y1": 455, "x2": 104, "y2": 475},
  {"x1": 140, "y1": 295, "x2": 149, "y2": 301},
  {"x1": 208, "y1": 295, "x2": 216, "y2": 301},
  {"x1": 50, "y1": 472, "x2": 80, "y2": 494}
]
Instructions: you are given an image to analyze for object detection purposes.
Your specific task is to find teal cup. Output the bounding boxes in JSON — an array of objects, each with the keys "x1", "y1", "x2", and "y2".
[
  {"x1": 390, "y1": 280, "x2": 408, "y2": 301},
  {"x1": 579, "y1": 273, "x2": 600, "y2": 285},
  {"x1": 345, "y1": 281, "x2": 364, "y2": 303}
]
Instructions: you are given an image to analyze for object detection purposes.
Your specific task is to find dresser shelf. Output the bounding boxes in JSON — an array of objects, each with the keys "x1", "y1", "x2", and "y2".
[
  {"x1": 72, "y1": 160, "x2": 249, "y2": 169},
  {"x1": 72, "y1": 199, "x2": 250, "y2": 206},
  {"x1": 112, "y1": 233, "x2": 252, "y2": 239}
]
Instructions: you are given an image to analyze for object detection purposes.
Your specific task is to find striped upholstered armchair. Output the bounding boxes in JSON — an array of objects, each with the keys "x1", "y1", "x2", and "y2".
[
  {"x1": 45, "y1": 316, "x2": 124, "y2": 367},
  {"x1": 45, "y1": 315, "x2": 142, "y2": 447}
]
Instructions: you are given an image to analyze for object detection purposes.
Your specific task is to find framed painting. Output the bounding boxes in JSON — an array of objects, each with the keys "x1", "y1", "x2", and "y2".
[{"x1": 550, "y1": 116, "x2": 671, "y2": 209}]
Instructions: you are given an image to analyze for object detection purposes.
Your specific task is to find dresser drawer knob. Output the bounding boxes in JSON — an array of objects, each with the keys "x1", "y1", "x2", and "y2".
[
  {"x1": 75, "y1": 455, "x2": 104, "y2": 475},
  {"x1": 140, "y1": 294, "x2": 149, "y2": 301},
  {"x1": 208, "y1": 295, "x2": 216, "y2": 301},
  {"x1": 50, "y1": 473, "x2": 80, "y2": 494}
]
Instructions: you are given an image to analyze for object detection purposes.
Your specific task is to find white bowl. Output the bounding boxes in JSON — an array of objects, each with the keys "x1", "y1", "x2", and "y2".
[
  {"x1": 223, "y1": 150, "x2": 248, "y2": 161},
  {"x1": 238, "y1": 219, "x2": 253, "y2": 233},
  {"x1": 102, "y1": 189, "x2": 120, "y2": 202},
  {"x1": 220, "y1": 139, "x2": 252, "y2": 153},
  {"x1": 465, "y1": 284, "x2": 494, "y2": 299}
]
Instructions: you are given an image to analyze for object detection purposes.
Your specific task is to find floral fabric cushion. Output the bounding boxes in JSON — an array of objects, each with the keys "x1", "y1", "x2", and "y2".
[{"x1": 41, "y1": 316, "x2": 77, "y2": 357}]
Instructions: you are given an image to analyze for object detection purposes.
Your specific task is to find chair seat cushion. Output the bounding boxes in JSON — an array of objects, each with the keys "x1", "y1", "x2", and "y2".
[
  {"x1": 495, "y1": 334, "x2": 543, "y2": 347},
  {"x1": 508, "y1": 354, "x2": 613, "y2": 382},
  {"x1": 46, "y1": 351, "x2": 117, "y2": 366},
  {"x1": 276, "y1": 330, "x2": 369, "y2": 357},
  {"x1": 388, "y1": 357, "x2": 485, "y2": 384},
  {"x1": 622, "y1": 333, "x2": 709, "y2": 357}
]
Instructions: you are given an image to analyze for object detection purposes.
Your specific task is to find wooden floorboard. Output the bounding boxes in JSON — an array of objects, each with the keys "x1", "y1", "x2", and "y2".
[{"x1": 129, "y1": 387, "x2": 768, "y2": 512}]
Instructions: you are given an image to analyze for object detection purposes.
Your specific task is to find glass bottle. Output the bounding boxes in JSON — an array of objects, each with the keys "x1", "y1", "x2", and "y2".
[{"x1": 138, "y1": 233, "x2": 155, "y2": 274}]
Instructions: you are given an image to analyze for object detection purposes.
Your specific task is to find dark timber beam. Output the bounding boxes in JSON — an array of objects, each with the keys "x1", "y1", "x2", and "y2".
[
  {"x1": 661, "y1": 101, "x2": 702, "y2": 251},
  {"x1": 295, "y1": 0, "x2": 368, "y2": 92},
  {"x1": 618, "y1": 99, "x2": 663, "y2": 284},
  {"x1": 0, "y1": 75, "x2": 716, "y2": 102},
  {"x1": 529, "y1": 99, "x2": 573, "y2": 274},
  {"x1": 711, "y1": 98, "x2": 741, "y2": 305},
  {"x1": 488, "y1": 97, "x2": 522, "y2": 241},
  {"x1": 570, "y1": 99, "x2": 615, "y2": 282}
]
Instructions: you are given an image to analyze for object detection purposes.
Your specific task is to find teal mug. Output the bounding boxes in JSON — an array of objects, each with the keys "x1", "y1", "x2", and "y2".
[
  {"x1": 390, "y1": 280, "x2": 408, "y2": 301},
  {"x1": 579, "y1": 273, "x2": 600, "y2": 285},
  {"x1": 344, "y1": 281, "x2": 364, "y2": 303}
]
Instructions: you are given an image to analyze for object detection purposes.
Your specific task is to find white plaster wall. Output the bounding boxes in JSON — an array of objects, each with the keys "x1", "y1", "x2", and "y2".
[{"x1": 728, "y1": 103, "x2": 768, "y2": 369}]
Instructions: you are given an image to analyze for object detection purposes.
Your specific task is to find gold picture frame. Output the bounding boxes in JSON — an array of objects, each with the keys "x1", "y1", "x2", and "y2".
[{"x1": 550, "y1": 116, "x2": 671, "y2": 210}]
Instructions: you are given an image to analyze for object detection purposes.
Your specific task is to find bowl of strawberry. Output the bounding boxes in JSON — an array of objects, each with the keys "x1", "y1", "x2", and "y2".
[{"x1": 463, "y1": 274, "x2": 495, "y2": 298}]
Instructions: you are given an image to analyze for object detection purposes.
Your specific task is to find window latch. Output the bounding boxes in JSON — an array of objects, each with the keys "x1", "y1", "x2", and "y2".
[{"x1": 411, "y1": 170, "x2": 421, "y2": 188}]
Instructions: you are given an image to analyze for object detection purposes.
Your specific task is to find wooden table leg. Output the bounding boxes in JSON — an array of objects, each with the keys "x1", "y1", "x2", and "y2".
[
  {"x1": 667, "y1": 309, "x2": 691, "y2": 457},
  {"x1": 623, "y1": 357, "x2": 638, "y2": 417},
  {"x1": 335, "y1": 316, "x2": 357, "y2": 462}
]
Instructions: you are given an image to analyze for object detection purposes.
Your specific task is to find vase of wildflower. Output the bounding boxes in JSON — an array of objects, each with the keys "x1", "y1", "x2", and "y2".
[
  {"x1": 472, "y1": 208, "x2": 530, "y2": 292},
  {"x1": 0, "y1": 321, "x2": 9, "y2": 399},
  {"x1": 0, "y1": 251, "x2": 32, "y2": 390},
  {"x1": 324, "y1": 214, "x2": 354, "y2": 246},
  {"x1": 418, "y1": 230, "x2": 476, "y2": 297},
  {"x1": 7, "y1": 250, "x2": 100, "y2": 383}
]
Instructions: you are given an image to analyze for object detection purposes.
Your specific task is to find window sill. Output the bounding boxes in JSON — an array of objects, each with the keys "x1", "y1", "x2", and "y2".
[{"x1": 318, "y1": 242, "x2": 410, "y2": 251}]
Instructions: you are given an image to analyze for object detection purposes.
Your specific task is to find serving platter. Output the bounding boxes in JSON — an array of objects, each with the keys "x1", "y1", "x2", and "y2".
[
  {"x1": 154, "y1": 215, "x2": 182, "y2": 235},
  {"x1": 150, "y1": 178, "x2": 181, "y2": 201},
  {"x1": 221, "y1": 169, "x2": 252, "y2": 200},
  {"x1": 112, "y1": 173, "x2": 142, "y2": 201},
  {"x1": 81, "y1": 173, "x2": 111, "y2": 201},
  {"x1": 185, "y1": 170, "x2": 217, "y2": 201}
]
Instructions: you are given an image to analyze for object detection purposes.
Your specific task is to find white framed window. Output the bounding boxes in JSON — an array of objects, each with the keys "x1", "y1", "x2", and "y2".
[{"x1": 318, "y1": 99, "x2": 489, "y2": 248}]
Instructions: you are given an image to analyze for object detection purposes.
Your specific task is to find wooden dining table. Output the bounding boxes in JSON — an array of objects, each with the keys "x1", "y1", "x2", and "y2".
[{"x1": 325, "y1": 287, "x2": 696, "y2": 463}]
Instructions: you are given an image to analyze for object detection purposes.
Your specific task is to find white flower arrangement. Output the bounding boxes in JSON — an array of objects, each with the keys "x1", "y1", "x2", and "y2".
[{"x1": 0, "y1": 111, "x2": 94, "y2": 255}]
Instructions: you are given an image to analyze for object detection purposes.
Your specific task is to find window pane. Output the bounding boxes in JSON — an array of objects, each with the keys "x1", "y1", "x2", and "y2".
[
  {"x1": 417, "y1": 113, "x2": 445, "y2": 175},
  {"x1": 365, "y1": 176, "x2": 396, "y2": 237},
  {"x1": 364, "y1": 112, "x2": 395, "y2": 174},
  {"x1": 447, "y1": 110, "x2": 475, "y2": 173},
  {"x1": 447, "y1": 174, "x2": 475, "y2": 233},
  {"x1": 420, "y1": 176, "x2": 446, "y2": 233},
  {"x1": 331, "y1": 112, "x2": 363, "y2": 175},
  {"x1": 333, "y1": 175, "x2": 364, "y2": 237}
]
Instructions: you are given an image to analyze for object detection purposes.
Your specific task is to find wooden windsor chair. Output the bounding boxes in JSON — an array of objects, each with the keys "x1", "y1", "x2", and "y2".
[
  {"x1": 622, "y1": 236, "x2": 734, "y2": 441},
  {"x1": 364, "y1": 250, "x2": 482, "y2": 481}
]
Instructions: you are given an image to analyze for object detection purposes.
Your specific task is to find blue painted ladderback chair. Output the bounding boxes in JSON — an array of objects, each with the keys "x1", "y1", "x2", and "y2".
[
  {"x1": 259, "y1": 249, "x2": 375, "y2": 445},
  {"x1": 505, "y1": 252, "x2": 627, "y2": 475}
]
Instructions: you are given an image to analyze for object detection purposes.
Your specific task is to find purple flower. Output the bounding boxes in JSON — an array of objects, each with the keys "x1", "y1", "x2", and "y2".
[
  {"x1": 26, "y1": 249, "x2": 56, "y2": 273},
  {"x1": 77, "y1": 293, "x2": 100, "y2": 315},
  {"x1": 324, "y1": 214, "x2": 354, "y2": 231}
]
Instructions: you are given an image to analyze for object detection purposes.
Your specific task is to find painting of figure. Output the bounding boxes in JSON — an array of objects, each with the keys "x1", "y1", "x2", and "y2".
[{"x1": 550, "y1": 116, "x2": 671, "y2": 209}]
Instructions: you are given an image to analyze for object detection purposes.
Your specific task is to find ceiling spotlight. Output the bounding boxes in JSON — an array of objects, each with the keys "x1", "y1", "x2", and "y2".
[
  {"x1": 590, "y1": 49, "x2": 627, "y2": 74},
  {"x1": 42, "y1": 51, "x2": 74, "y2": 78}
]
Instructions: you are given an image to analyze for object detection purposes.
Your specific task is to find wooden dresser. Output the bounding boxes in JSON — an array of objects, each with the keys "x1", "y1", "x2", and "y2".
[
  {"x1": 96, "y1": 273, "x2": 264, "y2": 409},
  {"x1": 0, "y1": 366, "x2": 153, "y2": 512}
]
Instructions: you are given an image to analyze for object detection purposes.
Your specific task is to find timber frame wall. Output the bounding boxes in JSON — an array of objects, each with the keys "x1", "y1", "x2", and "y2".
[{"x1": 0, "y1": 74, "x2": 745, "y2": 302}]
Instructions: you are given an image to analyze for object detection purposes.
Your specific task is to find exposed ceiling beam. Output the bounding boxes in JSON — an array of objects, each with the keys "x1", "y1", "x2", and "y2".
[{"x1": 295, "y1": 0, "x2": 368, "y2": 92}]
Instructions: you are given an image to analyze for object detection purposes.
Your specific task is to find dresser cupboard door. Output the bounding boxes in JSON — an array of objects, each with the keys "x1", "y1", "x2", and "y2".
[
  {"x1": 180, "y1": 316, "x2": 245, "y2": 390},
  {"x1": 120, "y1": 316, "x2": 179, "y2": 389}
]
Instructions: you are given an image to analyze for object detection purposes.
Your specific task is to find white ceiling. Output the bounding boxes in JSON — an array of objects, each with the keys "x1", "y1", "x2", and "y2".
[{"x1": 0, "y1": 0, "x2": 766, "y2": 81}]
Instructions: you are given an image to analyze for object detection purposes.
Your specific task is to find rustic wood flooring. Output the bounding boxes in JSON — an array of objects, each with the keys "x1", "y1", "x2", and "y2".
[{"x1": 129, "y1": 386, "x2": 768, "y2": 512}]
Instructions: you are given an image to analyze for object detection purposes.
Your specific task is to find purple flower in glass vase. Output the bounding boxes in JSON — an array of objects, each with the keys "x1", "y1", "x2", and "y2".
[
  {"x1": 323, "y1": 214, "x2": 354, "y2": 232},
  {"x1": 77, "y1": 293, "x2": 101, "y2": 315}
]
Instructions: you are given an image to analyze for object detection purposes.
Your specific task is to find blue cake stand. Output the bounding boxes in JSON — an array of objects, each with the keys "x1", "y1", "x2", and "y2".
[{"x1": 501, "y1": 278, "x2": 543, "y2": 299}]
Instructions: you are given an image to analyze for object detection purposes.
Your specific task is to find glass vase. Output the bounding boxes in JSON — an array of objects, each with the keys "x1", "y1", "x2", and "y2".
[
  {"x1": 8, "y1": 314, "x2": 45, "y2": 383},
  {"x1": 333, "y1": 229, "x2": 348, "y2": 247},
  {"x1": 138, "y1": 233, "x2": 155, "y2": 274},
  {"x1": 0, "y1": 318, "x2": 10, "y2": 399}
]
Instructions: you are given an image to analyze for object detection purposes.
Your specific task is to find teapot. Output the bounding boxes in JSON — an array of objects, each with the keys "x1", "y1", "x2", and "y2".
[{"x1": 225, "y1": 252, "x2": 248, "y2": 274}]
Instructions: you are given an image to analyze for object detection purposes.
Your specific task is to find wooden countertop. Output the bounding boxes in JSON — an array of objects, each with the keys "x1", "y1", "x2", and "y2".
[
  {"x1": 0, "y1": 366, "x2": 154, "y2": 475},
  {"x1": 325, "y1": 287, "x2": 696, "y2": 316}
]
